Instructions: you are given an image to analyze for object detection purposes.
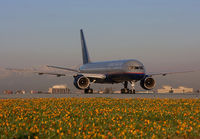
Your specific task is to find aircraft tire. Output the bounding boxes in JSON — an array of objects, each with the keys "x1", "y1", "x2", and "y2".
[
  {"x1": 84, "y1": 89, "x2": 89, "y2": 94},
  {"x1": 84, "y1": 88, "x2": 93, "y2": 94},
  {"x1": 132, "y1": 89, "x2": 136, "y2": 94},
  {"x1": 88, "y1": 89, "x2": 93, "y2": 94},
  {"x1": 128, "y1": 90, "x2": 132, "y2": 94},
  {"x1": 84, "y1": 89, "x2": 88, "y2": 94},
  {"x1": 121, "y1": 88, "x2": 129, "y2": 94}
]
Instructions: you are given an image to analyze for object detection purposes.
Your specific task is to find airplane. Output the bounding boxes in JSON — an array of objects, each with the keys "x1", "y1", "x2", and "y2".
[{"x1": 7, "y1": 29, "x2": 199, "y2": 94}]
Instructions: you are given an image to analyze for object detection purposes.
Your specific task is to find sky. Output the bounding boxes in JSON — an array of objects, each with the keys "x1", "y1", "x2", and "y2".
[{"x1": 0, "y1": 0, "x2": 200, "y2": 93}]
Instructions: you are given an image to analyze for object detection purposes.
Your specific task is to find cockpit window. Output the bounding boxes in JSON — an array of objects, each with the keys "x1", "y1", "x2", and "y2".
[
  {"x1": 128, "y1": 66, "x2": 134, "y2": 70},
  {"x1": 136, "y1": 66, "x2": 143, "y2": 70},
  {"x1": 129, "y1": 66, "x2": 143, "y2": 70}
]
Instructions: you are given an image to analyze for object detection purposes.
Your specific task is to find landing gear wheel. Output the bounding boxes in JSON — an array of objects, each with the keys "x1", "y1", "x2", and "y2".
[
  {"x1": 84, "y1": 88, "x2": 93, "y2": 94},
  {"x1": 121, "y1": 81, "x2": 129, "y2": 94},
  {"x1": 131, "y1": 89, "x2": 136, "y2": 94},
  {"x1": 88, "y1": 89, "x2": 93, "y2": 94},
  {"x1": 121, "y1": 81, "x2": 136, "y2": 94},
  {"x1": 128, "y1": 89, "x2": 132, "y2": 94},
  {"x1": 121, "y1": 88, "x2": 129, "y2": 94}
]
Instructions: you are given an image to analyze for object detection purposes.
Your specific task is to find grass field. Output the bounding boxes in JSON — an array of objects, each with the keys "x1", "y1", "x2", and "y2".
[{"x1": 0, "y1": 98, "x2": 200, "y2": 138}]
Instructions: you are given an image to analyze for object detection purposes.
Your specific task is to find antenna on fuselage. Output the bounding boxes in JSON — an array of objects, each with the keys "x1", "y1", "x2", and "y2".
[{"x1": 80, "y1": 29, "x2": 91, "y2": 64}]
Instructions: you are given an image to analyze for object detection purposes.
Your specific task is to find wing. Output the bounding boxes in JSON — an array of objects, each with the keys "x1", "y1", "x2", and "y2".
[
  {"x1": 6, "y1": 68, "x2": 68, "y2": 77},
  {"x1": 37, "y1": 72, "x2": 66, "y2": 77},
  {"x1": 47, "y1": 65, "x2": 79, "y2": 72},
  {"x1": 47, "y1": 65, "x2": 106, "y2": 79},
  {"x1": 6, "y1": 67, "x2": 106, "y2": 79},
  {"x1": 148, "y1": 69, "x2": 200, "y2": 77}
]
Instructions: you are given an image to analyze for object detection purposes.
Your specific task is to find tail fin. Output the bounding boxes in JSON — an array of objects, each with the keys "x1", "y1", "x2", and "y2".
[{"x1": 80, "y1": 29, "x2": 91, "y2": 64}]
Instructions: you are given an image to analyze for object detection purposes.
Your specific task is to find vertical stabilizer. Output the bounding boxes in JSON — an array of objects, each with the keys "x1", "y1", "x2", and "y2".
[{"x1": 80, "y1": 29, "x2": 91, "y2": 64}]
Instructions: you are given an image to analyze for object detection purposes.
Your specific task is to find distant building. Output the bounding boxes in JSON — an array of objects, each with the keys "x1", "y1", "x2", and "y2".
[
  {"x1": 15, "y1": 90, "x2": 26, "y2": 94},
  {"x1": 3, "y1": 90, "x2": 13, "y2": 94},
  {"x1": 30, "y1": 90, "x2": 38, "y2": 94},
  {"x1": 48, "y1": 85, "x2": 70, "y2": 94},
  {"x1": 157, "y1": 86, "x2": 193, "y2": 93},
  {"x1": 30, "y1": 90, "x2": 47, "y2": 94}
]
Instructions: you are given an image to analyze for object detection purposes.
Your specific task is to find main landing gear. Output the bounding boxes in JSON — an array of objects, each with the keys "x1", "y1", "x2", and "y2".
[
  {"x1": 121, "y1": 81, "x2": 136, "y2": 94},
  {"x1": 84, "y1": 80, "x2": 96, "y2": 94},
  {"x1": 84, "y1": 87, "x2": 93, "y2": 94}
]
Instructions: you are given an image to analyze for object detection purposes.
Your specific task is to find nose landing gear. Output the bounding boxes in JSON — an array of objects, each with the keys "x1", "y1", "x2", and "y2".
[{"x1": 121, "y1": 81, "x2": 136, "y2": 94}]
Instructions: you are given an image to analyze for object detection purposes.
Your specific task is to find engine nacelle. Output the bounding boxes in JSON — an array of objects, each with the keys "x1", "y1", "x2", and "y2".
[
  {"x1": 73, "y1": 75, "x2": 90, "y2": 90},
  {"x1": 140, "y1": 77, "x2": 156, "y2": 90}
]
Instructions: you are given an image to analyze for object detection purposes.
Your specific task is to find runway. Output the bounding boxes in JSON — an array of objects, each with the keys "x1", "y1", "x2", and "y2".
[{"x1": 0, "y1": 93, "x2": 200, "y2": 99}]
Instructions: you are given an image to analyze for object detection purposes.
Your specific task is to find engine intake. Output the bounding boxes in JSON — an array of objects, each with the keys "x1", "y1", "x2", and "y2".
[
  {"x1": 140, "y1": 77, "x2": 156, "y2": 90},
  {"x1": 73, "y1": 75, "x2": 90, "y2": 90}
]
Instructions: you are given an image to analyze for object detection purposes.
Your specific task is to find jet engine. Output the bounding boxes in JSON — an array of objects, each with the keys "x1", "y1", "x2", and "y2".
[
  {"x1": 140, "y1": 77, "x2": 156, "y2": 90},
  {"x1": 73, "y1": 75, "x2": 90, "y2": 90}
]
